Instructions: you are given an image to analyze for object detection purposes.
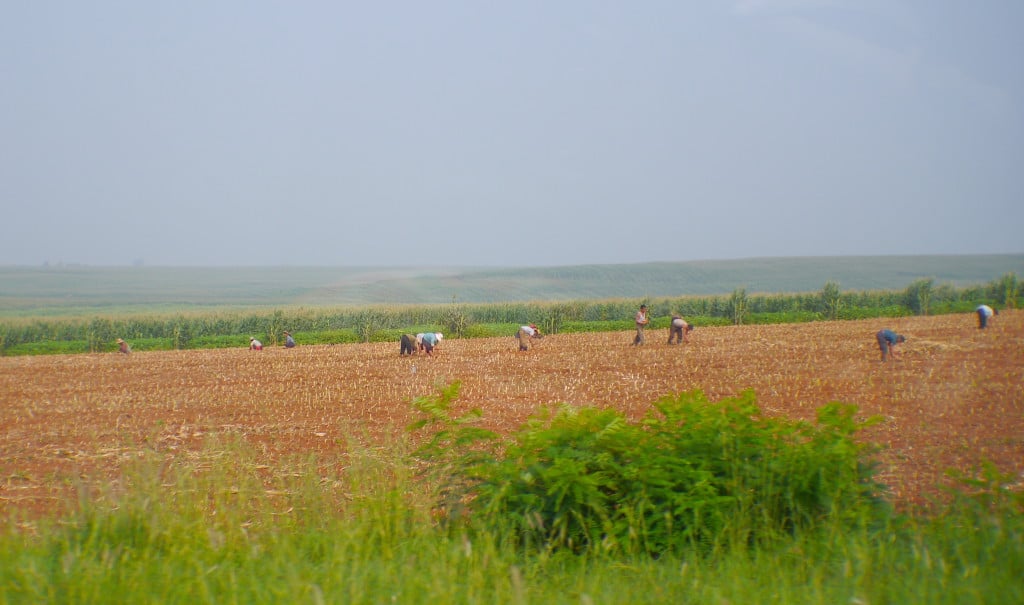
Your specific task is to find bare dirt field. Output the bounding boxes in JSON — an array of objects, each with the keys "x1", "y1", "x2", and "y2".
[{"x1": 2, "y1": 312, "x2": 1022, "y2": 524}]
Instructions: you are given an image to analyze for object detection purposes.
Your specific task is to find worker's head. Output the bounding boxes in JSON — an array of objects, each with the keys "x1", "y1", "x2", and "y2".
[
  {"x1": 897, "y1": 335, "x2": 906, "y2": 343},
  {"x1": 640, "y1": 304, "x2": 647, "y2": 310},
  {"x1": 435, "y1": 333, "x2": 443, "y2": 341}
]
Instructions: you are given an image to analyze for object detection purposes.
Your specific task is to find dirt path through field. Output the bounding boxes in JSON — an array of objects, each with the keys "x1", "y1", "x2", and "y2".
[{"x1": 2, "y1": 312, "x2": 1022, "y2": 523}]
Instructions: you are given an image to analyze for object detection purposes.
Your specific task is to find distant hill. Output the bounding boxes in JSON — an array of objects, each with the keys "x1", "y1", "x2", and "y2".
[
  {"x1": 341, "y1": 255, "x2": 1023, "y2": 304},
  {"x1": 1, "y1": 255, "x2": 1021, "y2": 315}
]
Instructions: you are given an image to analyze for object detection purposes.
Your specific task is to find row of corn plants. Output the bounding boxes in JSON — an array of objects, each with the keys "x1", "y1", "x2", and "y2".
[{"x1": 1, "y1": 275, "x2": 1018, "y2": 355}]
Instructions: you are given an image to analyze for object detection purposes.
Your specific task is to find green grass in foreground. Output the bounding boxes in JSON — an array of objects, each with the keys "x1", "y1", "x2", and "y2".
[{"x1": 2, "y1": 428, "x2": 1021, "y2": 604}]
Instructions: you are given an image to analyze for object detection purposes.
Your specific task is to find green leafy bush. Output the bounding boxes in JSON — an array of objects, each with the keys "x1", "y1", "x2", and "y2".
[{"x1": 409, "y1": 385, "x2": 889, "y2": 557}]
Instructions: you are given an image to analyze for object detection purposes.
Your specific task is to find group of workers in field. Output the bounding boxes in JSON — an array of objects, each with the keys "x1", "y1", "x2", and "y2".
[
  {"x1": 247, "y1": 331, "x2": 294, "y2": 351},
  {"x1": 115, "y1": 303, "x2": 1001, "y2": 362},
  {"x1": 629, "y1": 304, "x2": 693, "y2": 347},
  {"x1": 399, "y1": 332, "x2": 444, "y2": 356},
  {"x1": 874, "y1": 304, "x2": 999, "y2": 362}
]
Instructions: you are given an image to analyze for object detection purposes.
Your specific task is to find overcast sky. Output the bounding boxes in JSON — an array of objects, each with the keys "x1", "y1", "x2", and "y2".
[{"x1": 2, "y1": 1, "x2": 1021, "y2": 267}]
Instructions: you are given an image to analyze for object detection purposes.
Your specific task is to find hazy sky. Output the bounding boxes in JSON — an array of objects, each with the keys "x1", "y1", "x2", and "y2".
[{"x1": 2, "y1": 1, "x2": 1022, "y2": 267}]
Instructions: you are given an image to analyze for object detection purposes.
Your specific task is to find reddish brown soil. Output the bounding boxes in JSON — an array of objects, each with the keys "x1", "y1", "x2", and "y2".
[{"x1": 2, "y1": 312, "x2": 1022, "y2": 525}]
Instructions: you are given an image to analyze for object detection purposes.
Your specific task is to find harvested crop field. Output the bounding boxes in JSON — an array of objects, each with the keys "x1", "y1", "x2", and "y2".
[{"x1": 2, "y1": 312, "x2": 1022, "y2": 523}]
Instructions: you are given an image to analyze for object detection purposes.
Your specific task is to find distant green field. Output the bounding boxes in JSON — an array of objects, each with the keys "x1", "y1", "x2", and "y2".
[{"x1": 0, "y1": 254, "x2": 1021, "y2": 317}]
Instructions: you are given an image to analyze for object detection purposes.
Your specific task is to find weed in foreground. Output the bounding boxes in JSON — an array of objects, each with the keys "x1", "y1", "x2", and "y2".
[{"x1": 408, "y1": 382, "x2": 891, "y2": 558}]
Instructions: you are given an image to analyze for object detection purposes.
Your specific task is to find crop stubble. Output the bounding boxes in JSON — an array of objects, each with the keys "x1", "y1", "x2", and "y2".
[{"x1": 1, "y1": 312, "x2": 1022, "y2": 522}]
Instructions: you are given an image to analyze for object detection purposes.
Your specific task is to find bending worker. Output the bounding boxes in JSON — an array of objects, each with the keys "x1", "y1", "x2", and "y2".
[
  {"x1": 400, "y1": 333, "x2": 420, "y2": 356},
  {"x1": 418, "y1": 332, "x2": 443, "y2": 356},
  {"x1": 667, "y1": 314, "x2": 693, "y2": 345},
  {"x1": 875, "y1": 329, "x2": 906, "y2": 362},
  {"x1": 517, "y1": 323, "x2": 541, "y2": 351},
  {"x1": 975, "y1": 304, "x2": 997, "y2": 329}
]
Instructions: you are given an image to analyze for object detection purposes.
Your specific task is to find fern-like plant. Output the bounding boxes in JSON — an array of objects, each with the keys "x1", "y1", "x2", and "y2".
[{"x1": 408, "y1": 384, "x2": 890, "y2": 557}]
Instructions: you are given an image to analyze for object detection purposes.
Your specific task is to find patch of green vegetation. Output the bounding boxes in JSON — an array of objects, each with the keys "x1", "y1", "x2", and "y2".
[
  {"x1": 409, "y1": 383, "x2": 890, "y2": 557},
  {"x1": 3, "y1": 340, "x2": 88, "y2": 356},
  {"x1": 461, "y1": 323, "x2": 520, "y2": 338}
]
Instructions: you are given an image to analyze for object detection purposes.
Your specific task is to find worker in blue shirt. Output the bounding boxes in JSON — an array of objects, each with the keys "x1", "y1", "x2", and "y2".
[
  {"x1": 975, "y1": 304, "x2": 997, "y2": 329},
  {"x1": 418, "y1": 332, "x2": 443, "y2": 356},
  {"x1": 875, "y1": 329, "x2": 906, "y2": 362}
]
